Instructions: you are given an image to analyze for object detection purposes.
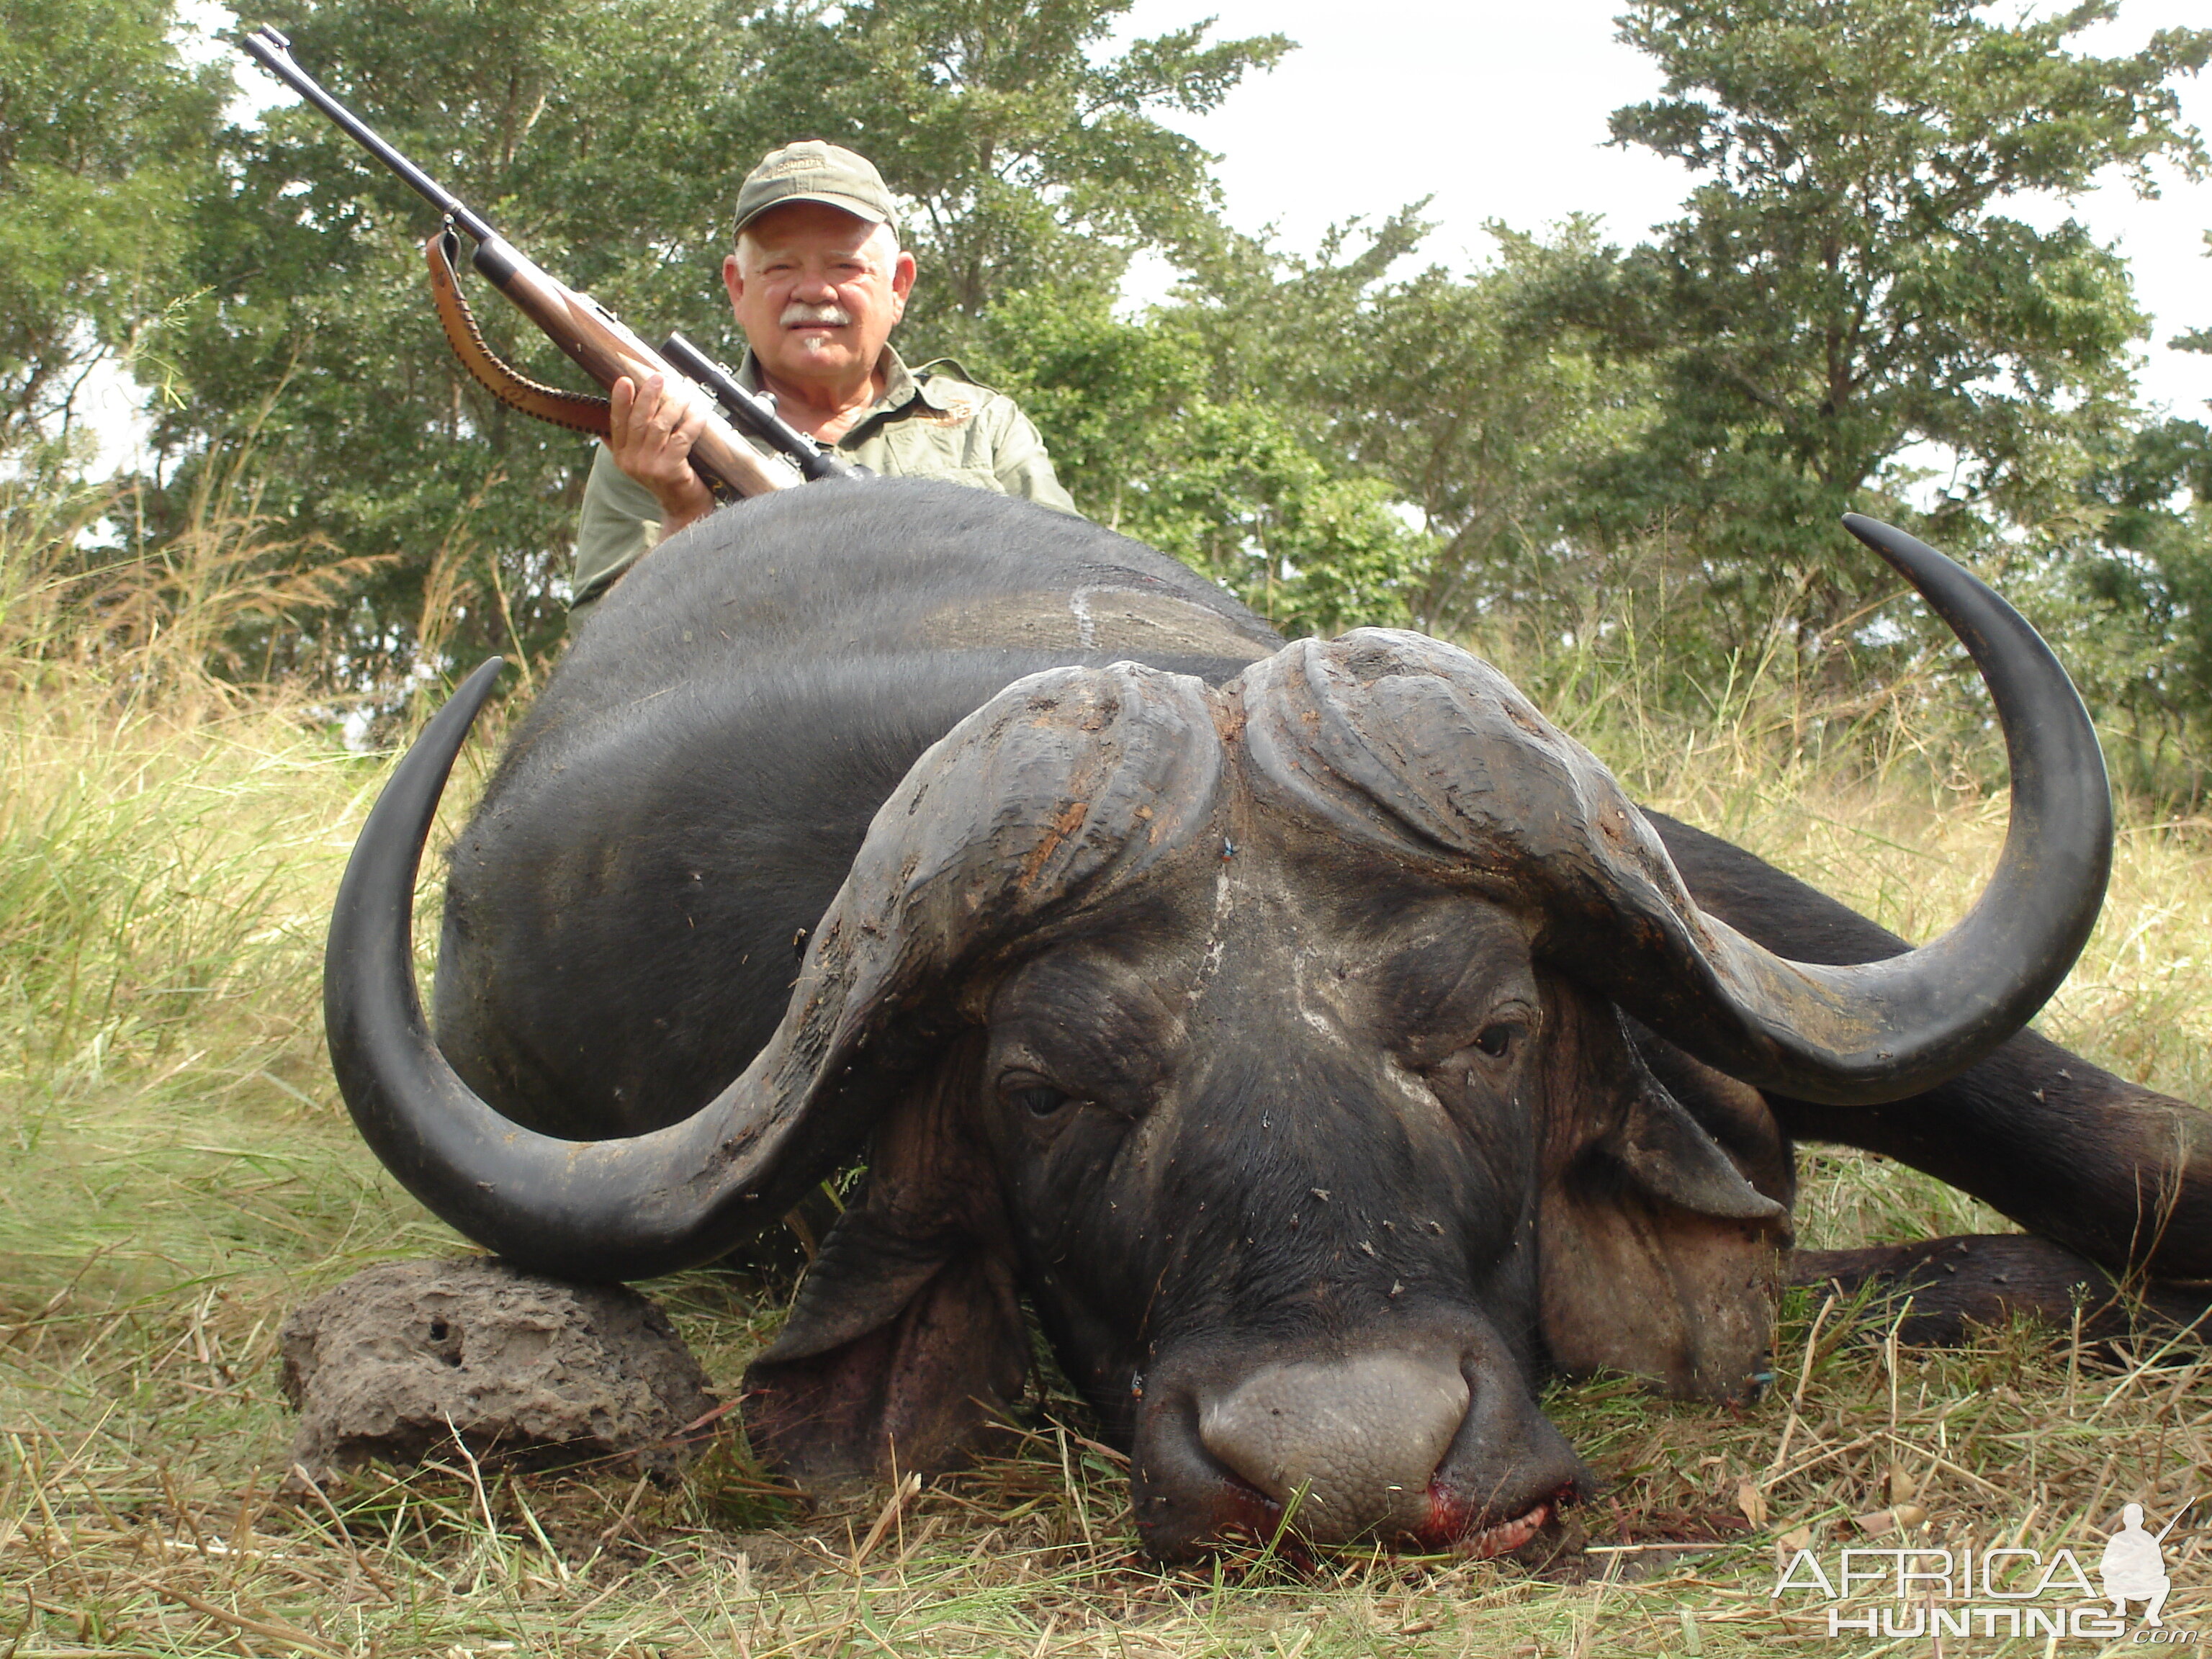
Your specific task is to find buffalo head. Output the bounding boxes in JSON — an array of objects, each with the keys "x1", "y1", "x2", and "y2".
[{"x1": 326, "y1": 515, "x2": 2109, "y2": 1555}]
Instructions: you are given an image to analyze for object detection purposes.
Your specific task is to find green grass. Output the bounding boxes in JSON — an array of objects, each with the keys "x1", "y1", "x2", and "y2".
[{"x1": 3, "y1": 500, "x2": 2208, "y2": 1655}]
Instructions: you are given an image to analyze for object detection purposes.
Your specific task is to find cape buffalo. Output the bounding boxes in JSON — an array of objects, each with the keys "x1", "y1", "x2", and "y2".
[{"x1": 328, "y1": 480, "x2": 2209, "y2": 1557}]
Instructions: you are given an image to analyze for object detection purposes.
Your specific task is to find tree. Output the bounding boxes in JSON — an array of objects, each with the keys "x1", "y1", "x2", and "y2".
[
  {"x1": 1293, "y1": 222, "x2": 1660, "y2": 632},
  {"x1": 1015, "y1": 213, "x2": 1655, "y2": 639},
  {"x1": 2056, "y1": 317, "x2": 2212, "y2": 798},
  {"x1": 0, "y1": 0, "x2": 225, "y2": 454},
  {"x1": 975, "y1": 279, "x2": 1434, "y2": 637},
  {"x1": 1534, "y1": 0, "x2": 2212, "y2": 651}
]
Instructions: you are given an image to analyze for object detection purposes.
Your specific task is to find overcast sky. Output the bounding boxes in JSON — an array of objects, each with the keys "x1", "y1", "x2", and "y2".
[{"x1": 1116, "y1": 0, "x2": 2212, "y2": 418}]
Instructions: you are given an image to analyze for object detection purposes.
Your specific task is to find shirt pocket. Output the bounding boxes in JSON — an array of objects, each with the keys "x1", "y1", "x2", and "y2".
[
  {"x1": 878, "y1": 453, "x2": 1004, "y2": 494},
  {"x1": 930, "y1": 463, "x2": 1005, "y2": 494},
  {"x1": 869, "y1": 415, "x2": 1001, "y2": 490}
]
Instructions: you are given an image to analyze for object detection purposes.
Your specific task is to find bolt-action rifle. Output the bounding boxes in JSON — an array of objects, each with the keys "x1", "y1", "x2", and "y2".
[{"x1": 239, "y1": 27, "x2": 862, "y2": 495}]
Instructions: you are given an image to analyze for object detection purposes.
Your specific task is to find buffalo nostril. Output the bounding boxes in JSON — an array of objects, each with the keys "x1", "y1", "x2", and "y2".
[{"x1": 1196, "y1": 1354, "x2": 1470, "y2": 1542}]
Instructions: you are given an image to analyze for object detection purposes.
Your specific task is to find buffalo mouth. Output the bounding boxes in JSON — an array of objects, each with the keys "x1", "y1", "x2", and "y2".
[
  {"x1": 1133, "y1": 1450, "x2": 1574, "y2": 1560},
  {"x1": 1424, "y1": 1491, "x2": 1563, "y2": 1558}
]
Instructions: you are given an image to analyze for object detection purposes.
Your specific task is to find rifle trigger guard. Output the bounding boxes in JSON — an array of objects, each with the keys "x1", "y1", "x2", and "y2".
[{"x1": 426, "y1": 230, "x2": 613, "y2": 439}]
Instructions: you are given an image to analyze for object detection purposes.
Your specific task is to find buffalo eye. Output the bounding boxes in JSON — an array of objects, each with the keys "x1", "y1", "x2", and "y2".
[
  {"x1": 999, "y1": 1074, "x2": 1076, "y2": 1119},
  {"x1": 1015, "y1": 1086, "x2": 1073, "y2": 1118},
  {"x1": 1472, "y1": 1022, "x2": 1520, "y2": 1060}
]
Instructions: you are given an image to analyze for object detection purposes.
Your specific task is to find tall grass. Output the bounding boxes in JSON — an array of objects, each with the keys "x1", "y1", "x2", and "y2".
[
  {"x1": 0, "y1": 459, "x2": 475, "y2": 1385},
  {"x1": 1, "y1": 477, "x2": 2206, "y2": 1654}
]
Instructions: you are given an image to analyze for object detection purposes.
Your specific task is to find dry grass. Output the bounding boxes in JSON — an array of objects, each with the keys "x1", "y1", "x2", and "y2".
[{"x1": 3, "y1": 513, "x2": 2209, "y2": 1654}]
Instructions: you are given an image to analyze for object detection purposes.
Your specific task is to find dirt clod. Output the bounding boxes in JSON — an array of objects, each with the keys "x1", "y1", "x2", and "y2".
[{"x1": 279, "y1": 1257, "x2": 717, "y2": 1479}]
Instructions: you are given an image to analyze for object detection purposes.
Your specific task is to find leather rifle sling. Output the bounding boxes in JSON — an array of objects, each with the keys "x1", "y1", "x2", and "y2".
[{"x1": 426, "y1": 229, "x2": 613, "y2": 438}]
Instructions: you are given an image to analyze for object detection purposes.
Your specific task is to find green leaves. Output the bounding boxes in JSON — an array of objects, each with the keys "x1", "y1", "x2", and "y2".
[
  {"x1": 14, "y1": 0, "x2": 2211, "y2": 778},
  {"x1": 974, "y1": 282, "x2": 1435, "y2": 635},
  {"x1": 0, "y1": 0, "x2": 227, "y2": 446},
  {"x1": 1542, "y1": 0, "x2": 2212, "y2": 651},
  {"x1": 974, "y1": 204, "x2": 1494, "y2": 639}
]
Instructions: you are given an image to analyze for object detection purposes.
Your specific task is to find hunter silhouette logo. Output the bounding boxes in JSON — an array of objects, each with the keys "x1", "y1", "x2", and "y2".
[{"x1": 2103, "y1": 1503, "x2": 2189, "y2": 1628}]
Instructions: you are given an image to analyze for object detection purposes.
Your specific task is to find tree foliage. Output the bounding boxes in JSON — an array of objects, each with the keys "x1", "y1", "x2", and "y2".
[
  {"x1": 0, "y1": 0, "x2": 225, "y2": 449},
  {"x1": 1532, "y1": 0, "x2": 2211, "y2": 648},
  {"x1": 1287, "y1": 222, "x2": 1659, "y2": 631},
  {"x1": 2058, "y1": 342, "x2": 2212, "y2": 794},
  {"x1": 971, "y1": 278, "x2": 1429, "y2": 637},
  {"x1": 17, "y1": 0, "x2": 2212, "y2": 793},
  {"x1": 981, "y1": 215, "x2": 1662, "y2": 640}
]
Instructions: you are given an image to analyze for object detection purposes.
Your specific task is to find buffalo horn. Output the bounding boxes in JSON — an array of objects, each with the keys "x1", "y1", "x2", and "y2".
[
  {"x1": 1238, "y1": 516, "x2": 2111, "y2": 1107},
  {"x1": 1642, "y1": 513, "x2": 2115, "y2": 1103},
  {"x1": 323, "y1": 659, "x2": 1220, "y2": 1278}
]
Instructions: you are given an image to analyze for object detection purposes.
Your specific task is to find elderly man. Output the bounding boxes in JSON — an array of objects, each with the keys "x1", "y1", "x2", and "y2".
[{"x1": 571, "y1": 140, "x2": 1077, "y2": 616}]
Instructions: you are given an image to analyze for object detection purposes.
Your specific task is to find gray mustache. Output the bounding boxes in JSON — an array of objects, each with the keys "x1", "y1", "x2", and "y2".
[{"x1": 781, "y1": 302, "x2": 853, "y2": 328}]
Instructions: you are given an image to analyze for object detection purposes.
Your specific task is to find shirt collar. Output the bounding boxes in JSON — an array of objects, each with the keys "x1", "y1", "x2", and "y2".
[{"x1": 735, "y1": 344, "x2": 939, "y2": 421}]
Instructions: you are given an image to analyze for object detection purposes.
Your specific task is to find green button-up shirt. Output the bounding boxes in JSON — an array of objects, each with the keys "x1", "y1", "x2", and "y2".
[{"x1": 570, "y1": 346, "x2": 1077, "y2": 613}]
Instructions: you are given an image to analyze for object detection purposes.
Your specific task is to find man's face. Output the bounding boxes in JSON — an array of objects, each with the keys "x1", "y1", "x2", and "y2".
[{"x1": 723, "y1": 202, "x2": 916, "y2": 392}]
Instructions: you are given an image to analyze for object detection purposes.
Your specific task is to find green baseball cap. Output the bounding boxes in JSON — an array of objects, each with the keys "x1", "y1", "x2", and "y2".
[{"x1": 733, "y1": 140, "x2": 898, "y2": 238}]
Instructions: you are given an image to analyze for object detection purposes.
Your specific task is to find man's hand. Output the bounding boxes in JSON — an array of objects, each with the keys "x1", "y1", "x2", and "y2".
[{"x1": 607, "y1": 372, "x2": 716, "y2": 537}]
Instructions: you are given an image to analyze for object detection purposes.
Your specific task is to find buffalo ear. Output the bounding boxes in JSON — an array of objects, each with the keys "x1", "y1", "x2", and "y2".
[
  {"x1": 1538, "y1": 1002, "x2": 1789, "y2": 1401},
  {"x1": 1606, "y1": 1060, "x2": 1785, "y2": 1222},
  {"x1": 742, "y1": 1039, "x2": 1028, "y2": 1482}
]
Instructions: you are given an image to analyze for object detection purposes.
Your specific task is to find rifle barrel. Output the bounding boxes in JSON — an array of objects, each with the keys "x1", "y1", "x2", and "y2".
[{"x1": 240, "y1": 27, "x2": 496, "y2": 244}]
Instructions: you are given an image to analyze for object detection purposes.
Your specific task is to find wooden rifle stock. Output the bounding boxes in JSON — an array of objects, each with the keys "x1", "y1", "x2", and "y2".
[{"x1": 240, "y1": 26, "x2": 799, "y2": 501}]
